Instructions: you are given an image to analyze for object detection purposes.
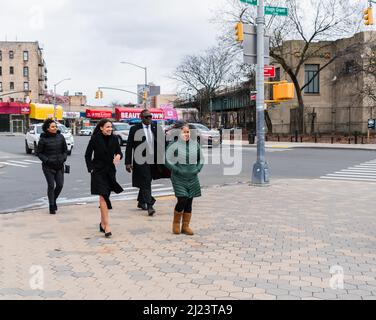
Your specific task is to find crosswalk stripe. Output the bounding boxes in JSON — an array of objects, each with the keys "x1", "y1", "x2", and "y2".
[
  {"x1": 22, "y1": 160, "x2": 40, "y2": 163},
  {"x1": 327, "y1": 173, "x2": 376, "y2": 178},
  {"x1": 8, "y1": 160, "x2": 31, "y2": 165},
  {"x1": 0, "y1": 162, "x2": 27, "y2": 168},
  {"x1": 321, "y1": 159, "x2": 376, "y2": 183},
  {"x1": 321, "y1": 176, "x2": 376, "y2": 182},
  {"x1": 338, "y1": 171, "x2": 376, "y2": 176}
]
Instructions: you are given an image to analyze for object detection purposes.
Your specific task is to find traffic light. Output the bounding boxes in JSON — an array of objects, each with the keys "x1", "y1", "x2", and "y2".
[
  {"x1": 95, "y1": 90, "x2": 103, "y2": 99},
  {"x1": 364, "y1": 7, "x2": 374, "y2": 26},
  {"x1": 235, "y1": 22, "x2": 244, "y2": 42},
  {"x1": 143, "y1": 90, "x2": 148, "y2": 101},
  {"x1": 273, "y1": 83, "x2": 295, "y2": 101}
]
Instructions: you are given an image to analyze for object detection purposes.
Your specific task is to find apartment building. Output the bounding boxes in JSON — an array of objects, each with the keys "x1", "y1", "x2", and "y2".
[{"x1": 0, "y1": 41, "x2": 47, "y2": 103}]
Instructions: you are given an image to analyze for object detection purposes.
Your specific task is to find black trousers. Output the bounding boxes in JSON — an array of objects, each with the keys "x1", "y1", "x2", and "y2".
[
  {"x1": 42, "y1": 166, "x2": 64, "y2": 206},
  {"x1": 137, "y1": 187, "x2": 156, "y2": 207},
  {"x1": 175, "y1": 197, "x2": 193, "y2": 213}
]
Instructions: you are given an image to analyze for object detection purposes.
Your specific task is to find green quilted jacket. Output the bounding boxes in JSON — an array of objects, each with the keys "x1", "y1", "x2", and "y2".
[{"x1": 165, "y1": 139, "x2": 204, "y2": 198}]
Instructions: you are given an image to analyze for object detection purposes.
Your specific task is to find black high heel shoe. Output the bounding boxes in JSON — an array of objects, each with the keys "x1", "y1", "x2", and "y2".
[
  {"x1": 99, "y1": 223, "x2": 105, "y2": 233},
  {"x1": 105, "y1": 231, "x2": 112, "y2": 238}
]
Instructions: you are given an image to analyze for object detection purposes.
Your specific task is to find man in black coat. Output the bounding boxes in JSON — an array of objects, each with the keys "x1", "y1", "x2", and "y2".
[{"x1": 125, "y1": 109, "x2": 168, "y2": 216}]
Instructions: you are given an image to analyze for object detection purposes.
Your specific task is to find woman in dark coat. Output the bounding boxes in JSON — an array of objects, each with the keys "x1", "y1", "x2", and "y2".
[
  {"x1": 165, "y1": 121, "x2": 204, "y2": 236},
  {"x1": 37, "y1": 119, "x2": 68, "y2": 215},
  {"x1": 85, "y1": 119, "x2": 124, "y2": 238}
]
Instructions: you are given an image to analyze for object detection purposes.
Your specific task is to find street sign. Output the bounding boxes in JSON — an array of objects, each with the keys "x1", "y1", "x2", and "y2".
[
  {"x1": 243, "y1": 24, "x2": 270, "y2": 65},
  {"x1": 265, "y1": 6, "x2": 288, "y2": 16},
  {"x1": 251, "y1": 94, "x2": 257, "y2": 101},
  {"x1": 368, "y1": 118, "x2": 375, "y2": 129},
  {"x1": 264, "y1": 65, "x2": 275, "y2": 78},
  {"x1": 240, "y1": 0, "x2": 257, "y2": 5}
]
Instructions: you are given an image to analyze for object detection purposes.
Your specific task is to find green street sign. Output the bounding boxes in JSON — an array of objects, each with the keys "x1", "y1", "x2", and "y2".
[
  {"x1": 265, "y1": 6, "x2": 288, "y2": 16},
  {"x1": 240, "y1": 0, "x2": 258, "y2": 6}
]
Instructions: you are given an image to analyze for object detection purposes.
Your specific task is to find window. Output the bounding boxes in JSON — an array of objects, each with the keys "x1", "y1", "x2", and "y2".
[
  {"x1": 0, "y1": 51, "x2": 2, "y2": 61},
  {"x1": 10, "y1": 82, "x2": 14, "y2": 90},
  {"x1": 304, "y1": 64, "x2": 320, "y2": 94},
  {"x1": 23, "y1": 67, "x2": 29, "y2": 77},
  {"x1": 9, "y1": 51, "x2": 14, "y2": 59},
  {"x1": 10, "y1": 67, "x2": 14, "y2": 75},
  {"x1": 24, "y1": 82, "x2": 29, "y2": 91},
  {"x1": 0, "y1": 82, "x2": 2, "y2": 92},
  {"x1": 275, "y1": 67, "x2": 281, "y2": 81},
  {"x1": 23, "y1": 51, "x2": 29, "y2": 61},
  {"x1": 0, "y1": 66, "x2": 2, "y2": 76}
]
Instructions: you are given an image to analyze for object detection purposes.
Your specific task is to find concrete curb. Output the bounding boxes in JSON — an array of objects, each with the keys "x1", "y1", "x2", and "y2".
[
  {"x1": 221, "y1": 141, "x2": 376, "y2": 151},
  {"x1": 239, "y1": 144, "x2": 376, "y2": 151}
]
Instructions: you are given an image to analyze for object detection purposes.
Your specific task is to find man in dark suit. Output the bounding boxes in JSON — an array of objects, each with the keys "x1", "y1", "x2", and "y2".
[{"x1": 125, "y1": 109, "x2": 166, "y2": 216}]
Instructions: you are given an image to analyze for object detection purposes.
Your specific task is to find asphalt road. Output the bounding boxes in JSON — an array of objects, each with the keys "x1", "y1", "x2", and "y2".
[{"x1": 1, "y1": 135, "x2": 376, "y2": 213}]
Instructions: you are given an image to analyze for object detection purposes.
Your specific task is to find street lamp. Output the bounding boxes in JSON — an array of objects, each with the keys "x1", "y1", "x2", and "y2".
[
  {"x1": 53, "y1": 78, "x2": 71, "y2": 120},
  {"x1": 120, "y1": 61, "x2": 148, "y2": 107}
]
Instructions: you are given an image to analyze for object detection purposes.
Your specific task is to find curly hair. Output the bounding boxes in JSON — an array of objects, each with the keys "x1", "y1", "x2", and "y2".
[{"x1": 42, "y1": 118, "x2": 56, "y2": 133}]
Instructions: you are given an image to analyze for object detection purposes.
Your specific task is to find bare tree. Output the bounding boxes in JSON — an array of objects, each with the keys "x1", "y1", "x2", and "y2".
[
  {"x1": 214, "y1": 0, "x2": 363, "y2": 133},
  {"x1": 172, "y1": 44, "x2": 239, "y2": 118}
]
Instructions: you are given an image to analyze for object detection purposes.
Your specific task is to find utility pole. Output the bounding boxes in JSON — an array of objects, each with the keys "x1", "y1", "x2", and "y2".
[{"x1": 252, "y1": 0, "x2": 269, "y2": 185}]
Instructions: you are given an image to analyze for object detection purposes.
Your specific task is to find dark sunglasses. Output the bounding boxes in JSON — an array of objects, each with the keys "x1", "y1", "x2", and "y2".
[{"x1": 144, "y1": 115, "x2": 152, "y2": 119}]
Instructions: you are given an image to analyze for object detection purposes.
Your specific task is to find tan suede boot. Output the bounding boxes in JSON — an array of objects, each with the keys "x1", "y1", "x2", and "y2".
[
  {"x1": 181, "y1": 212, "x2": 194, "y2": 235},
  {"x1": 172, "y1": 211, "x2": 183, "y2": 234}
]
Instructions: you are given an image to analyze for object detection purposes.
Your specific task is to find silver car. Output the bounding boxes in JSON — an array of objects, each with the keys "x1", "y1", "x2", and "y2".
[
  {"x1": 112, "y1": 122, "x2": 131, "y2": 146},
  {"x1": 188, "y1": 123, "x2": 221, "y2": 147}
]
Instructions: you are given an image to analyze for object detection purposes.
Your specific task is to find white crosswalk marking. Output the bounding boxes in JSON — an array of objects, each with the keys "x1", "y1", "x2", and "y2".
[
  {"x1": 320, "y1": 160, "x2": 376, "y2": 183},
  {"x1": 8, "y1": 160, "x2": 32, "y2": 165},
  {"x1": 0, "y1": 162, "x2": 28, "y2": 168},
  {"x1": 0, "y1": 158, "x2": 40, "y2": 168}
]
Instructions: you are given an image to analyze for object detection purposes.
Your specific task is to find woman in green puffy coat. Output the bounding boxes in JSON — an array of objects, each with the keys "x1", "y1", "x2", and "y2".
[{"x1": 165, "y1": 121, "x2": 204, "y2": 236}]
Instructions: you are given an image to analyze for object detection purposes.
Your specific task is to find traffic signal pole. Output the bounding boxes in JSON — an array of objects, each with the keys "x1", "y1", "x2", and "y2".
[{"x1": 252, "y1": 0, "x2": 269, "y2": 185}]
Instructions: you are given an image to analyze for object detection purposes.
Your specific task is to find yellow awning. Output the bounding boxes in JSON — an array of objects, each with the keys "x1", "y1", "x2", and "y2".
[{"x1": 29, "y1": 103, "x2": 63, "y2": 120}]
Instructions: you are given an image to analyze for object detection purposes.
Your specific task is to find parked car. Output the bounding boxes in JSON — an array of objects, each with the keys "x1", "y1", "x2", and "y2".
[
  {"x1": 188, "y1": 123, "x2": 221, "y2": 147},
  {"x1": 112, "y1": 122, "x2": 131, "y2": 146},
  {"x1": 25, "y1": 123, "x2": 75, "y2": 156},
  {"x1": 165, "y1": 123, "x2": 221, "y2": 147},
  {"x1": 79, "y1": 126, "x2": 95, "y2": 136}
]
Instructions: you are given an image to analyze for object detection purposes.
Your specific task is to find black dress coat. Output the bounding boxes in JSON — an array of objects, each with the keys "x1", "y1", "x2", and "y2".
[
  {"x1": 85, "y1": 133, "x2": 124, "y2": 208},
  {"x1": 125, "y1": 123, "x2": 170, "y2": 189}
]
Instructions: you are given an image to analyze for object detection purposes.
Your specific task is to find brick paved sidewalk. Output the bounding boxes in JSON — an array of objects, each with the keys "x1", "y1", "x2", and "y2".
[{"x1": 1, "y1": 178, "x2": 376, "y2": 300}]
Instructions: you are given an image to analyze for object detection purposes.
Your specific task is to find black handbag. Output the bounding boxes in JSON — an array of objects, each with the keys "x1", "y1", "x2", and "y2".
[{"x1": 64, "y1": 165, "x2": 71, "y2": 174}]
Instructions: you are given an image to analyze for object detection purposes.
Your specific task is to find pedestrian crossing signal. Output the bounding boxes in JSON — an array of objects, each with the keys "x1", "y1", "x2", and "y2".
[{"x1": 364, "y1": 7, "x2": 374, "y2": 26}]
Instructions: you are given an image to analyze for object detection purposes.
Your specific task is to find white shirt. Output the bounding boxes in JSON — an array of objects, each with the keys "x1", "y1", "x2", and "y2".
[{"x1": 142, "y1": 123, "x2": 154, "y2": 152}]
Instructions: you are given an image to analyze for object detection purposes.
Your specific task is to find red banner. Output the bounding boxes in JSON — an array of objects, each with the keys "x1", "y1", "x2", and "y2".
[
  {"x1": 115, "y1": 108, "x2": 164, "y2": 121},
  {"x1": 86, "y1": 109, "x2": 113, "y2": 119}
]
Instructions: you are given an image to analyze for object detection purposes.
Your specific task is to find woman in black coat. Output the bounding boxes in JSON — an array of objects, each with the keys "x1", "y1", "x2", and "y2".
[
  {"x1": 85, "y1": 119, "x2": 124, "y2": 238},
  {"x1": 37, "y1": 119, "x2": 68, "y2": 215}
]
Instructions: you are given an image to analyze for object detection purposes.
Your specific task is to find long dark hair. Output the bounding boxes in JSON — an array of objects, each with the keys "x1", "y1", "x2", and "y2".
[{"x1": 93, "y1": 119, "x2": 113, "y2": 135}]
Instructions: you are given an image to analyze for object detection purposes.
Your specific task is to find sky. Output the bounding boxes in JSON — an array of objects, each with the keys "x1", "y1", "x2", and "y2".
[{"x1": 0, "y1": 0, "x2": 222, "y2": 106}]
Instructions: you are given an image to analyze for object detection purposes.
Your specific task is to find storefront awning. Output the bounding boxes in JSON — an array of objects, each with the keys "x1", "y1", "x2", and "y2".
[
  {"x1": 30, "y1": 103, "x2": 63, "y2": 120},
  {"x1": 0, "y1": 102, "x2": 30, "y2": 115}
]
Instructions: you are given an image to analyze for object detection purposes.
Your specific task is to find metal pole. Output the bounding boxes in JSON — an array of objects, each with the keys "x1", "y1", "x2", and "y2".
[
  {"x1": 210, "y1": 96, "x2": 213, "y2": 129},
  {"x1": 144, "y1": 67, "x2": 148, "y2": 109},
  {"x1": 53, "y1": 84, "x2": 57, "y2": 120},
  {"x1": 252, "y1": 0, "x2": 269, "y2": 185}
]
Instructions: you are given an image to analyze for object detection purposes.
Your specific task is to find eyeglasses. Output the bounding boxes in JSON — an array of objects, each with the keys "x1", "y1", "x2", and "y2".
[{"x1": 144, "y1": 116, "x2": 152, "y2": 119}]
